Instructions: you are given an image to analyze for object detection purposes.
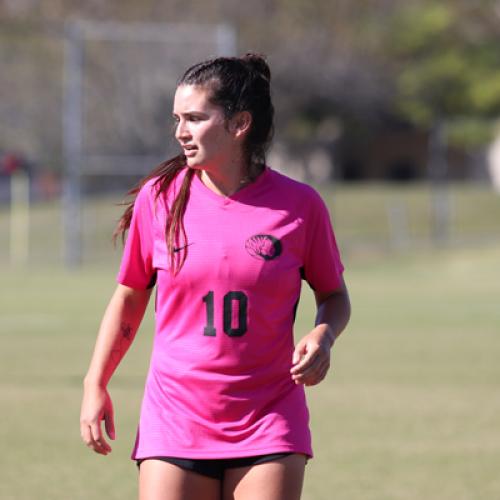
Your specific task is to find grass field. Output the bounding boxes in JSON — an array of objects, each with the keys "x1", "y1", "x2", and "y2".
[
  {"x1": 2, "y1": 182, "x2": 500, "y2": 266},
  {"x1": 1, "y1": 184, "x2": 500, "y2": 499}
]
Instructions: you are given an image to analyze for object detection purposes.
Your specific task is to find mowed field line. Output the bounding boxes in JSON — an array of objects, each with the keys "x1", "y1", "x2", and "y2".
[{"x1": 1, "y1": 242, "x2": 500, "y2": 499}]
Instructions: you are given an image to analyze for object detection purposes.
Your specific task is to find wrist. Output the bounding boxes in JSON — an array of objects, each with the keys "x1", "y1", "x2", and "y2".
[
  {"x1": 83, "y1": 374, "x2": 108, "y2": 389},
  {"x1": 316, "y1": 323, "x2": 336, "y2": 348}
]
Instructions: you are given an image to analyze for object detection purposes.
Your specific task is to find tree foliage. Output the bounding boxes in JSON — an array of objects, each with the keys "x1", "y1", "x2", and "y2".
[
  {"x1": 2, "y1": 0, "x2": 500, "y2": 165},
  {"x1": 386, "y1": 0, "x2": 500, "y2": 146}
]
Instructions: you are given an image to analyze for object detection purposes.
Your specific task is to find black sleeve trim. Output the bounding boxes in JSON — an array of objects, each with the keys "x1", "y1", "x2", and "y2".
[
  {"x1": 299, "y1": 266, "x2": 317, "y2": 291},
  {"x1": 299, "y1": 266, "x2": 306, "y2": 280},
  {"x1": 146, "y1": 271, "x2": 157, "y2": 289}
]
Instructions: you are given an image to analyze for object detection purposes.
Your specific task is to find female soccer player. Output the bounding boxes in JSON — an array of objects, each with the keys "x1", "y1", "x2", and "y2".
[{"x1": 80, "y1": 54, "x2": 351, "y2": 500}]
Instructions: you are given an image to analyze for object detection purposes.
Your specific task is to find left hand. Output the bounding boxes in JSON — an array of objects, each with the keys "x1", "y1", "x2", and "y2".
[{"x1": 290, "y1": 325, "x2": 335, "y2": 386}]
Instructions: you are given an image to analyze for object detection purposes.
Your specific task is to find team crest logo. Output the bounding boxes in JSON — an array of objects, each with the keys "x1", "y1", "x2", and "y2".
[{"x1": 245, "y1": 234, "x2": 282, "y2": 261}]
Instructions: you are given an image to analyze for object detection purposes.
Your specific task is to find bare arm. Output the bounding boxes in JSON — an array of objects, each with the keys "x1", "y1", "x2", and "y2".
[
  {"x1": 80, "y1": 284, "x2": 152, "y2": 455},
  {"x1": 290, "y1": 277, "x2": 351, "y2": 386}
]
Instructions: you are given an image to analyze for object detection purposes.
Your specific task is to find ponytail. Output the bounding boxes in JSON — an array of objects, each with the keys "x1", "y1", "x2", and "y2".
[
  {"x1": 114, "y1": 154, "x2": 195, "y2": 274},
  {"x1": 242, "y1": 53, "x2": 271, "y2": 82},
  {"x1": 115, "y1": 53, "x2": 274, "y2": 275}
]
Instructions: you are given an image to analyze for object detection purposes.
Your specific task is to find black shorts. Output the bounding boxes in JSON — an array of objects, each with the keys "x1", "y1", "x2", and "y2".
[{"x1": 136, "y1": 452, "x2": 293, "y2": 480}]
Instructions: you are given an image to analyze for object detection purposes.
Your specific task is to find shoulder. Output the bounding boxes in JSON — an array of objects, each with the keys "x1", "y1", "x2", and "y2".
[
  {"x1": 137, "y1": 167, "x2": 189, "y2": 205},
  {"x1": 267, "y1": 167, "x2": 328, "y2": 211},
  {"x1": 138, "y1": 177, "x2": 160, "y2": 197},
  {"x1": 133, "y1": 178, "x2": 159, "y2": 213}
]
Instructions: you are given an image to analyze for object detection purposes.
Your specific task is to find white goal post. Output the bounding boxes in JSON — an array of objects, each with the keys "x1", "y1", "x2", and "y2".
[{"x1": 62, "y1": 20, "x2": 236, "y2": 267}]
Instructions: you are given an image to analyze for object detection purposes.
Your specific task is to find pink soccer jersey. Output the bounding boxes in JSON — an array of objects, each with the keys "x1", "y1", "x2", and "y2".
[{"x1": 117, "y1": 166, "x2": 344, "y2": 460}]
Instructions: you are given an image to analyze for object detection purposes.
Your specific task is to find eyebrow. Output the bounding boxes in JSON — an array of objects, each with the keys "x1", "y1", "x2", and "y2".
[{"x1": 172, "y1": 111, "x2": 207, "y2": 117}]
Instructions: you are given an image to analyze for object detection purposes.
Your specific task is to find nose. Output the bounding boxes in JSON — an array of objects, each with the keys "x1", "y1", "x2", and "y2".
[{"x1": 175, "y1": 119, "x2": 191, "y2": 142}]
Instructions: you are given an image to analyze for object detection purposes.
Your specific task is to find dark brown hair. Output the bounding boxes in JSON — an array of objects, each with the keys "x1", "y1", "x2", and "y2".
[
  {"x1": 114, "y1": 53, "x2": 274, "y2": 274},
  {"x1": 113, "y1": 154, "x2": 193, "y2": 273}
]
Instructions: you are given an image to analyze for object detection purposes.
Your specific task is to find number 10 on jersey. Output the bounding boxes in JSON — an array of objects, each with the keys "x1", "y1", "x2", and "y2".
[{"x1": 202, "y1": 291, "x2": 248, "y2": 337}]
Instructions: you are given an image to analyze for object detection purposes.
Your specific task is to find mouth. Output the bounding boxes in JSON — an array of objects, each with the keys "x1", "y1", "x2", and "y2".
[{"x1": 182, "y1": 145, "x2": 197, "y2": 157}]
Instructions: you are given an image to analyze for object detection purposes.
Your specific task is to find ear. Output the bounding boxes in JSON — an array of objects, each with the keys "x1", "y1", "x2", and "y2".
[{"x1": 230, "y1": 111, "x2": 252, "y2": 138}]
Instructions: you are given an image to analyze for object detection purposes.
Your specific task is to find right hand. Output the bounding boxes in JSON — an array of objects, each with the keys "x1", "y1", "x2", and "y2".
[{"x1": 80, "y1": 383, "x2": 115, "y2": 455}]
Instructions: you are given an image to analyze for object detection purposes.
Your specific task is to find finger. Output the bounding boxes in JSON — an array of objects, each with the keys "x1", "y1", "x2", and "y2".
[
  {"x1": 307, "y1": 358, "x2": 331, "y2": 385},
  {"x1": 82, "y1": 424, "x2": 103, "y2": 454},
  {"x1": 92, "y1": 437, "x2": 111, "y2": 455},
  {"x1": 80, "y1": 421, "x2": 94, "y2": 447},
  {"x1": 293, "y1": 357, "x2": 329, "y2": 384},
  {"x1": 90, "y1": 422, "x2": 111, "y2": 454},
  {"x1": 290, "y1": 347, "x2": 319, "y2": 374},
  {"x1": 292, "y1": 361, "x2": 321, "y2": 384},
  {"x1": 104, "y1": 411, "x2": 116, "y2": 441},
  {"x1": 305, "y1": 363, "x2": 329, "y2": 386},
  {"x1": 292, "y1": 343, "x2": 307, "y2": 365},
  {"x1": 294, "y1": 343, "x2": 330, "y2": 376},
  {"x1": 291, "y1": 355, "x2": 318, "y2": 377}
]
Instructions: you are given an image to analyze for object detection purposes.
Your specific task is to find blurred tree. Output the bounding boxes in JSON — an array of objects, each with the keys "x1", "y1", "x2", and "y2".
[
  {"x1": 382, "y1": 0, "x2": 500, "y2": 240},
  {"x1": 3, "y1": 0, "x2": 500, "y2": 179},
  {"x1": 386, "y1": 0, "x2": 500, "y2": 148}
]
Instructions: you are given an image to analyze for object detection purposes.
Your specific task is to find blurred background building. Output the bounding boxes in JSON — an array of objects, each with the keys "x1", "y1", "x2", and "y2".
[{"x1": 2, "y1": 0, "x2": 500, "y2": 185}]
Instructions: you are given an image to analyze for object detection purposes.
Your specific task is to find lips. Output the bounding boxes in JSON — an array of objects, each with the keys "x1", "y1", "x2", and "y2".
[{"x1": 182, "y1": 145, "x2": 197, "y2": 156}]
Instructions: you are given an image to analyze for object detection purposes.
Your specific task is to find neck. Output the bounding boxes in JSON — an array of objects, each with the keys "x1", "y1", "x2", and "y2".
[{"x1": 199, "y1": 161, "x2": 253, "y2": 196}]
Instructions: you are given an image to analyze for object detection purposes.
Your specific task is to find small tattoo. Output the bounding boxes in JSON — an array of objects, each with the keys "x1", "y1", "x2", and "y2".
[{"x1": 121, "y1": 323, "x2": 132, "y2": 340}]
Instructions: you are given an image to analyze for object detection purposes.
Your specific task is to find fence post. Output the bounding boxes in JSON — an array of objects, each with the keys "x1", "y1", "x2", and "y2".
[
  {"x1": 428, "y1": 120, "x2": 452, "y2": 245},
  {"x1": 10, "y1": 170, "x2": 30, "y2": 265},
  {"x1": 62, "y1": 21, "x2": 84, "y2": 268}
]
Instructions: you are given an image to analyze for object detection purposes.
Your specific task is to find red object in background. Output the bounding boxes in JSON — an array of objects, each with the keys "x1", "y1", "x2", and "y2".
[{"x1": 2, "y1": 153, "x2": 23, "y2": 174}]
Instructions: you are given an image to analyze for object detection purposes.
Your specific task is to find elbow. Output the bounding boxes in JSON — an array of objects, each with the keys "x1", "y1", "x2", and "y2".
[
  {"x1": 336, "y1": 284, "x2": 352, "y2": 331},
  {"x1": 114, "y1": 283, "x2": 152, "y2": 312},
  {"x1": 339, "y1": 288, "x2": 351, "y2": 329},
  {"x1": 345, "y1": 294, "x2": 352, "y2": 327}
]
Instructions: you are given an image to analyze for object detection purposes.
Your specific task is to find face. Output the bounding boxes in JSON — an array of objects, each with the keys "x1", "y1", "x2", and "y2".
[{"x1": 173, "y1": 84, "x2": 242, "y2": 172}]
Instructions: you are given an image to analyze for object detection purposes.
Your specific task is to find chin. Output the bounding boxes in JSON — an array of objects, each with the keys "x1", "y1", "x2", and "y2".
[
  {"x1": 184, "y1": 156, "x2": 199, "y2": 167},
  {"x1": 186, "y1": 161, "x2": 203, "y2": 171},
  {"x1": 186, "y1": 157, "x2": 210, "y2": 171}
]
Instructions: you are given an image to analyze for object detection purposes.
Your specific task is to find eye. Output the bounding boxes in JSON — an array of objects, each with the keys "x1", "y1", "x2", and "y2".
[{"x1": 170, "y1": 117, "x2": 180, "y2": 134}]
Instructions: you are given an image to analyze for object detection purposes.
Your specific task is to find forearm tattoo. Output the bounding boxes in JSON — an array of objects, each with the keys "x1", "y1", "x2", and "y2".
[
  {"x1": 121, "y1": 322, "x2": 133, "y2": 340},
  {"x1": 111, "y1": 322, "x2": 134, "y2": 362}
]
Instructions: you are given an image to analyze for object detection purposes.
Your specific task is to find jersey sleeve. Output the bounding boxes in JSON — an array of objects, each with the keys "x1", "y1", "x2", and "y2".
[
  {"x1": 117, "y1": 181, "x2": 157, "y2": 290},
  {"x1": 302, "y1": 189, "x2": 344, "y2": 292}
]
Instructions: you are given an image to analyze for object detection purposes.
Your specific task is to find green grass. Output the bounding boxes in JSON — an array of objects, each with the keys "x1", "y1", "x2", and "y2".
[
  {"x1": 1, "y1": 184, "x2": 499, "y2": 499},
  {"x1": 319, "y1": 183, "x2": 500, "y2": 255},
  {"x1": 1, "y1": 182, "x2": 500, "y2": 265},
  {"x1": 302, "y1": 245, "x2": 500, "y2": 500},
  {"x1": 1, "y1": 242, "x2": 499, "y2": 499}
]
